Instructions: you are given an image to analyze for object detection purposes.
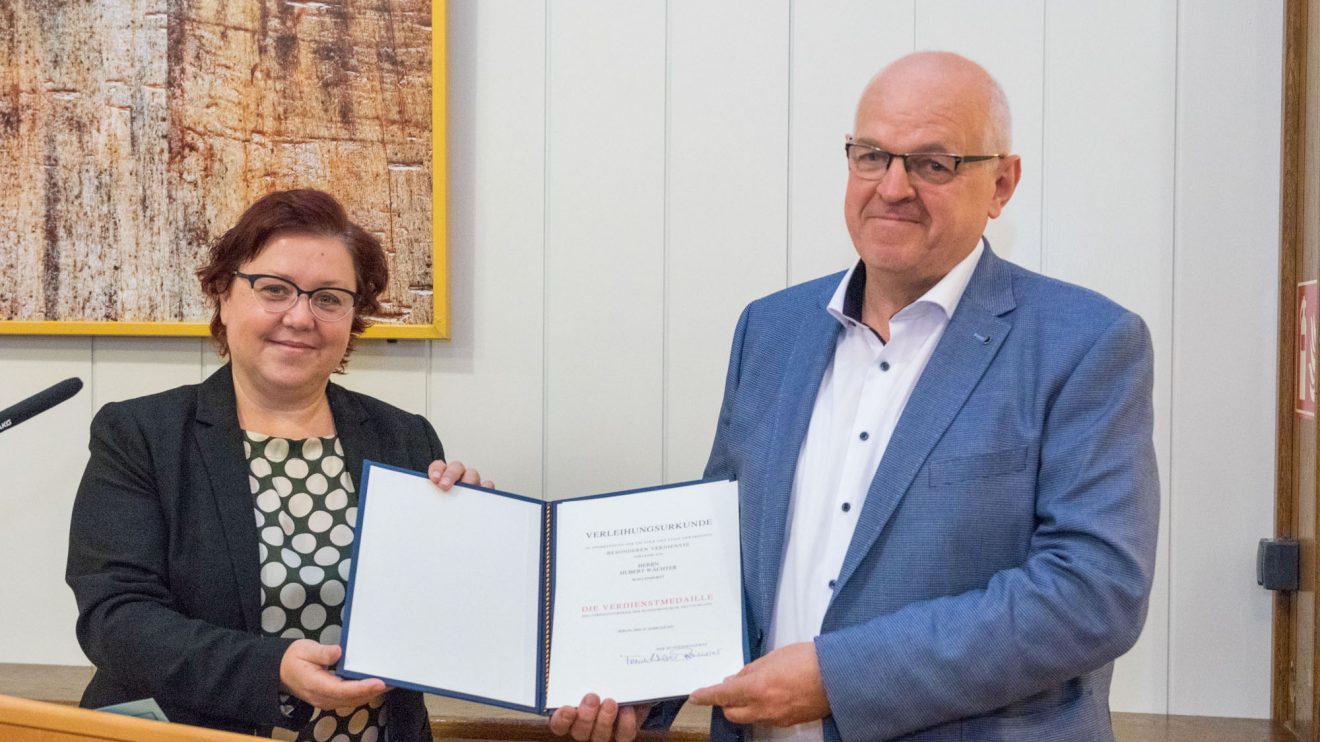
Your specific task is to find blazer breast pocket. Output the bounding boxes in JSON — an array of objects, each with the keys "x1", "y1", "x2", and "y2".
[{"x1": 928, "y1": 445, "x2": 1028, "y2": 486}]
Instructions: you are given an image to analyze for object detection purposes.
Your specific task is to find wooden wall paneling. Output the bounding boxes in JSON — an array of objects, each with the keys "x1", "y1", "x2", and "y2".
[
  {"x1": 1275, "y1": 0, "x2": 1307, "y2": 732},
  {"x1": 432, "y1": 0, "x2": 548, "y2": 498},
  {"x1": 913, "y1": 0, "x2": 1046, "y2": 272},
  {"x1": 663, "y1": 0, "x2": 791, "y2": 483},
  {"x1": 1041, "y1": 1, "x2": 1178, "y2": 714},
  {"x1": 544, "y1": 0, "x2": 666, "y2": 499},
  {"x1": 0, "y1": 338, "x2": 94, "y2": 664},
  {"x1": 786, "y1": 1, "x2": 915, "y2": 285},
  {"x1": 1168, "y1": 0, "x2": 1284, "y2": 719}
]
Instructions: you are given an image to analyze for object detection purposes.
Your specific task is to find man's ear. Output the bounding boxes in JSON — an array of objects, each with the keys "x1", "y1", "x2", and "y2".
[{"x1": 986, "y1": 155, "x2": 1022, "y2": 219}]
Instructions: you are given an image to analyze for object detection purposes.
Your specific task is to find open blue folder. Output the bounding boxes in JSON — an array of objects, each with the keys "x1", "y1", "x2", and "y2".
[{"x1": 337, "y1": 460, "x2": 748, "y2": 714}]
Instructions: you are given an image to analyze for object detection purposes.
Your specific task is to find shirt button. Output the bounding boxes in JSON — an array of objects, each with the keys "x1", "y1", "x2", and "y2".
[
  {"x1": 841, "y1": 502, "x2": 851, "y2": 512},
  {"x1": 828, "y1": 579, "x2": 837, "y2": 589},
  {"x1": 879, "y1": 361, "x2": 891, "y2": 371},
  {"x1": 859, "y1": 431, "x2": 870, "y2": 441}
]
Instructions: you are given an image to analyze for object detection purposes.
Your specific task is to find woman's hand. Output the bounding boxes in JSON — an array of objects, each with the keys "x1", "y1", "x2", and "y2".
[
  {"x1": 279, "y1": 640, "x2": 388, "y2": 710},
  {"x1": 427, "y1": 460, "x2": 493, "y2": 490}
]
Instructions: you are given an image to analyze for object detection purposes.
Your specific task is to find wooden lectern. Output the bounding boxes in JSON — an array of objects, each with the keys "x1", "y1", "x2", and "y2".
[{"x1": 0, "y1": 694, "x2": 253, "y2": 741}]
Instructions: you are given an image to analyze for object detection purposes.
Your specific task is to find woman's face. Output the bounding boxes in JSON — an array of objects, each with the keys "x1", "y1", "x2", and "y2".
[{"x1": 219, "y1": 233, "x2": 358, "y2": 399}]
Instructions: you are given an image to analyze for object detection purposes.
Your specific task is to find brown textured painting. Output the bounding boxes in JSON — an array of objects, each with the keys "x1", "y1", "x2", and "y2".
[{"x1": 0, "y1": 0, "x2": 444, "y2": 337}]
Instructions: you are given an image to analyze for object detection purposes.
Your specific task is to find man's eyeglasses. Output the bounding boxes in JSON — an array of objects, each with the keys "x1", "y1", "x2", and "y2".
[
  {"x1": 232, "y1": 272, "x2": 360, "y2": 322},
  {"x1": 844, "y1": 139, "x2": 1001, "y2": 185}
]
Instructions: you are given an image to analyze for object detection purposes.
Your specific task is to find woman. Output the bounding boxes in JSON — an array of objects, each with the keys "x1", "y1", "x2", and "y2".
[{"x1": 66, "y1": 189, "x2": 485, "y2": 740}]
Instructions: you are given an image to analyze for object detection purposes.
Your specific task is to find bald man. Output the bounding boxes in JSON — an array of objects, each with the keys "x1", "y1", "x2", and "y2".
[{"x1": 553, "y1": 52, "x2": 1158, "y2": 742}]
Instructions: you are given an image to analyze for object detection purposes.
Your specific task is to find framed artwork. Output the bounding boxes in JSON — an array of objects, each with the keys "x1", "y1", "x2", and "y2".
[{"x1": 0, "y1": 0, "x2": 447, "y2": 338}]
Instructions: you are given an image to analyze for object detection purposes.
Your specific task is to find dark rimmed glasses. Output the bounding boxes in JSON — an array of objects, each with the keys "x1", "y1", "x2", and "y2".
[
  {"x1": 845, "y1": 138, "x2": 1001, "y2": 185},
  {"x1": 232, "y1": 272, "x2": 360, "y2": 322}
]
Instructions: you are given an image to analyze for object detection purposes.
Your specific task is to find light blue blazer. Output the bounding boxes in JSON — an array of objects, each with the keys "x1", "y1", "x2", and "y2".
[{"x1": 702, "y1": 245, "x2": 1159, "y2": 742}]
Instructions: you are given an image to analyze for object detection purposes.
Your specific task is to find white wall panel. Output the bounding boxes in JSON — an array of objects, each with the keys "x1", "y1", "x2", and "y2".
[
  {"x1": 0, "y1": 0, "x2": 1287, "y2": 718},
  {"x1": 201, "y1": 343, "x2": 227, "y2": 378},
  {"x1": 0, "y1": 338, "x2": 93, "y2": 664},
  {"x1": 436, "y1": 0, "x2": 548, "y2": 497},
  {"x1": 91, "y1": 337, "x2": 204, "y2": 403},
  {"x1": 787, "y1": 1, "x2": 915, "y2": 285},
  {"x1": 336, "y1": 340, "x2": 430, "y2": 420},
  {"x1": 664, "y1": 0, "x2": 791, "y2": 483},
  {"x1": 1167, "y1": 0, "x2": 1283, "y2": 718},
  {"x1": 544, "y1": 1, "x2": 666, "y2": 499},
  {"x1": 1042, "y1": 1, "x2": 1178, "y2": 714},
  {"x1": 915, "y1": 0, "x2": 1045, "y2": 271}
]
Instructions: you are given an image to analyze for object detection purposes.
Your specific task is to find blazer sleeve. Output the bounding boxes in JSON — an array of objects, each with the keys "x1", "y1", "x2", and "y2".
[
  {"x1": 704, "y1": 304, "x2": 752, "y2": 481},
  {"x1": 66, "y1": 401, "x2": 294, "y2": 728},
  {"x1": 813, "y1": 311, "x2": 1160, "y2": 741},
  {"x1": 417, "y1": 412, "x2": 445, "y2": 464}
]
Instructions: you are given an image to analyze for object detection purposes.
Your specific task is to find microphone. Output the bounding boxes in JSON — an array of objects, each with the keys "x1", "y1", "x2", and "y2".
[{"x1": 0, "y1": 377, "x2": 84, "y2": 435}]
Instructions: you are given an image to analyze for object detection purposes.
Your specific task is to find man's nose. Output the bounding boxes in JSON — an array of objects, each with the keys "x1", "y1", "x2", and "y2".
[{"x1": 875, "y1": 156, "x2": 916, "y2": 201}]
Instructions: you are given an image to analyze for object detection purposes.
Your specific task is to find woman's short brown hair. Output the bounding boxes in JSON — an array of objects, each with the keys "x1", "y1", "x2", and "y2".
[{"x1": 196, "y1": 189, "x2": 388, "y2": 370}]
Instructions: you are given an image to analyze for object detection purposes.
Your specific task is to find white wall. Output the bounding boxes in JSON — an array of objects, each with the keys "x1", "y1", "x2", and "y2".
[{"x1": 0, "y1": 0, "x2": 1283, "y2": 719}]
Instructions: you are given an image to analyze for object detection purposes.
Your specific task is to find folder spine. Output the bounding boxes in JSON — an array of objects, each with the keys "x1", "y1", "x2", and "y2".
[{"x1": 542, "y1": 503, "x2": 553, "y2": 708}]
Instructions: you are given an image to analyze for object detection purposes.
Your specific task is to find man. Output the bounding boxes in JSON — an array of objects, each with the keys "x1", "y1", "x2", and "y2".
[{"x1": 552, "y1": 51, "x2": 1158, "y2": 742}]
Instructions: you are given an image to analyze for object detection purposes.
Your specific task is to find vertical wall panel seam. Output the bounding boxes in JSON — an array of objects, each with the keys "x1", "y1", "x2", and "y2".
[
  {"x1": 1039, "y1": 2, "x2": 1049, "y2": 278},
  {"x1": 661, "y1": 0, "x2": 671, "y2": 482},
  {"x1": 1165, "y1": 0, "x2": 1181, "y2": 716},
  {"x1": 785, "y1": 0, "x2": 794, "y2": 288},
  {"x1": 541, "y1": 0, "x2": 551, "y2": 500}
]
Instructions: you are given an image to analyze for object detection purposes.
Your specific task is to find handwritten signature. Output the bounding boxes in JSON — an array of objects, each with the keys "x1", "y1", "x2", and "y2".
[{"x1": 622, "y1": 648, "x2": 722, "y2": 665}]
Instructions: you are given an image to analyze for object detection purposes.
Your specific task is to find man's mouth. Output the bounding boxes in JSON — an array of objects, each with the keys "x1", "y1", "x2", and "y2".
[{"x1": 868, "y1": 211, "x2": 923, "y2": 223}]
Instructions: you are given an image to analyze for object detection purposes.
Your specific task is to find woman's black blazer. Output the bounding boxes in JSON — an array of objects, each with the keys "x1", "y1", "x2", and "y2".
[{"x1": 66, "y1": 365, "x2": 443, "y2": 739}]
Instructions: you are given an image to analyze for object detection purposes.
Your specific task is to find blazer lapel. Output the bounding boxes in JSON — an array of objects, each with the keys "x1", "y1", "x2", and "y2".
[
  {"x1": 193, "y1": 365, "x2": 263, "y2": 633},
  {"x1": 755, "y1": 284, "x2": 843, "y2": 624},
  {"x1": 328, "y1": 382, "x2": 375, "y2": 502},
  {"x1": 833, "y1": 246, "x2": 1016, "y2": 593}
]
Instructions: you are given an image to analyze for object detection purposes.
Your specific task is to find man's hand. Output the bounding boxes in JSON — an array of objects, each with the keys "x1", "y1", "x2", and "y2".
[
  {"x1": 688, "y1": 642, "x2": 829, "y2": 727},
  {"x1": 279, "y1": 640, "x2": 388, "y2": 710},
  {"x1": 427, "y1": 459, "x2": 493, "y2": 490},
  {"x1": 548, "y1": 693, "x2": 652, "y2": 742}
]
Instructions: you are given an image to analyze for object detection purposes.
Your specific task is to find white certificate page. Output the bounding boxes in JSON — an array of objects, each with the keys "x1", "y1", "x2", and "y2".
[
  {"x1": 340, "y1": 464, "x2": 545, "y2": 710},
  {"x1": 546, "y1": 480, "x2": 744, "y2": 707}
]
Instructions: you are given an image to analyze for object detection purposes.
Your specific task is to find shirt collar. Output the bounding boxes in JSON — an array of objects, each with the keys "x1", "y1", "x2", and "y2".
[{"x1": 827, "y1": 237, "x2": 986, "y2": 329}]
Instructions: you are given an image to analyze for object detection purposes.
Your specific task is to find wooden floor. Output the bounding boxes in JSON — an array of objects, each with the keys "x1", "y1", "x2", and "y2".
[{"x1": 0, "y1": 663, "x2": 1299, "y2": 741}]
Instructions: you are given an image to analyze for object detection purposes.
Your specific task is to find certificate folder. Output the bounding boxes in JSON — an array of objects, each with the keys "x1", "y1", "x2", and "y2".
[{"x1": 338, "y1": 460, "x2": 747, "y2": 714}]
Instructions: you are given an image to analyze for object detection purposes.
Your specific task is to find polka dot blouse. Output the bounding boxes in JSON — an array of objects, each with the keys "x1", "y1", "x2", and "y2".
[{"x1": 246, "y1": 432, "x2": 387, "y2": 742}]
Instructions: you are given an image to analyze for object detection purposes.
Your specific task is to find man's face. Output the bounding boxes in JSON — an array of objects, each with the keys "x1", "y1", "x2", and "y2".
[{"x1": 844, "y1": 67, "x2": 1018, "y2": 294}]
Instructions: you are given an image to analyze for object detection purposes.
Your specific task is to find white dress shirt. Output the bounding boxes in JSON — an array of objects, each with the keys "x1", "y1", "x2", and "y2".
[{"x1": 753, "y1": 240, "x2": 983, "y2": 742}]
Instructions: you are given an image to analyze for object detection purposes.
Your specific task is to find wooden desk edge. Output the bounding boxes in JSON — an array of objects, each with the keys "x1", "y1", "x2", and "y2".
[
  {"x1": 0, "y1": 664, "x2": 1297, "y2": 741},
  {"x1": 0, "y1": 693, "x2": 254, "y2": 741}
]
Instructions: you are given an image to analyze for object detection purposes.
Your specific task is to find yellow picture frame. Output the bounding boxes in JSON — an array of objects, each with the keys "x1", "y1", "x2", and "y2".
[{"x1": 0, "y1": 0, "x2": 448, "y2": 340}]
